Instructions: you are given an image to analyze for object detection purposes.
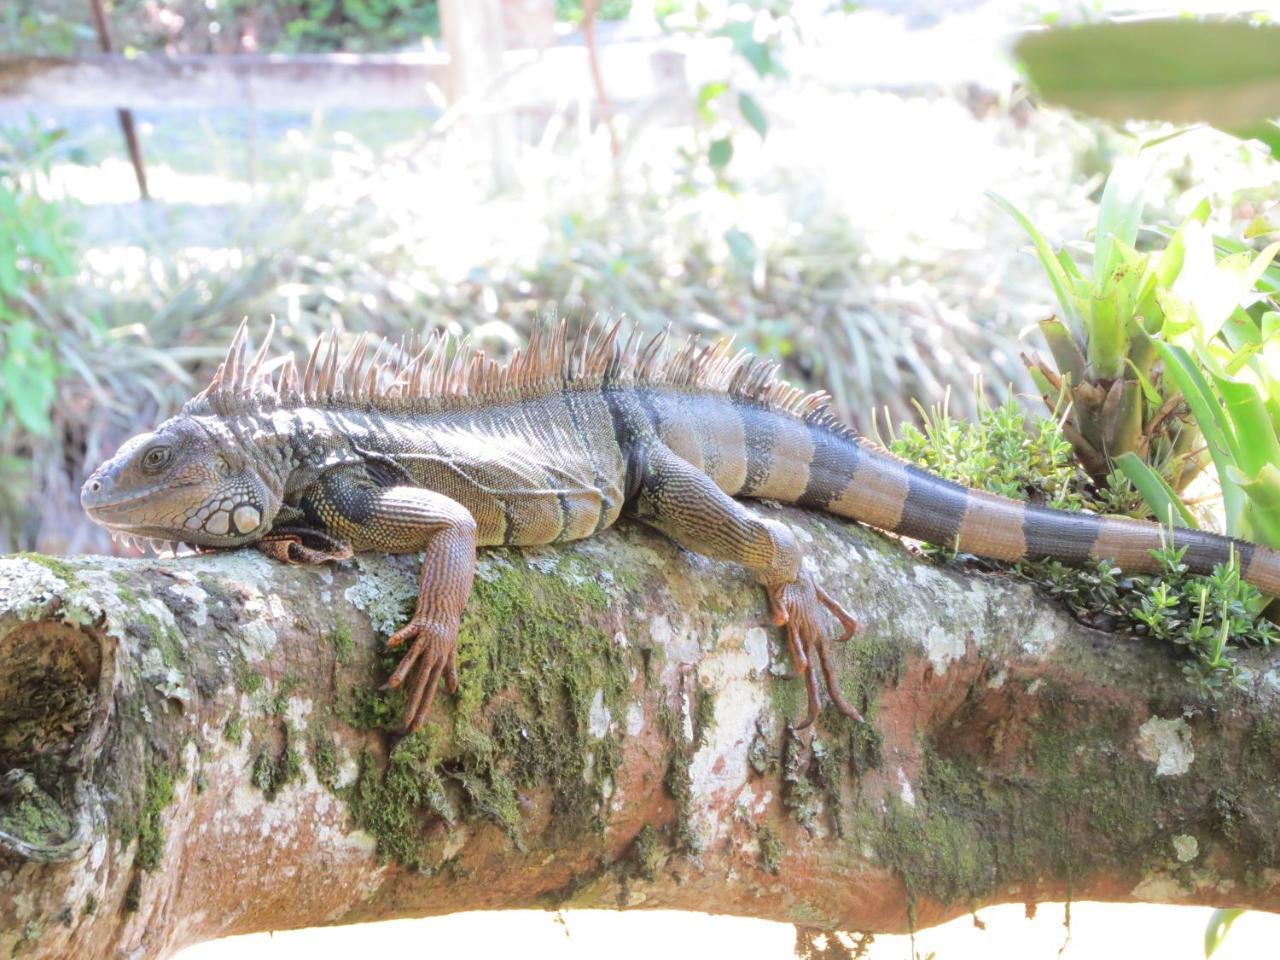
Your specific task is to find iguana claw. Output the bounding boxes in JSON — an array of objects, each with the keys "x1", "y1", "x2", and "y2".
[
  {"x1": 766, "y1": 572, "x2": 862, "y2": 729},
  {"x1": 385, "y1": 614, "x2": 461, "y2": 734}
]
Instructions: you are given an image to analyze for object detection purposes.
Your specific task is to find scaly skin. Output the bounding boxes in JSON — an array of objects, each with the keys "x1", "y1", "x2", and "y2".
[{"x1": 81, "y1": 320, "x2": 1280, "y2": 733}]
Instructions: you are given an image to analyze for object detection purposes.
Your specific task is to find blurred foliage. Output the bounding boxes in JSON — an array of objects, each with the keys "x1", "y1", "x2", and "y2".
[
  {"x1": 2, "y1": 0, "x2": 635, "y2": 55},
  {"x1": 994, "y1": 159, "x2": 1279, "y2": 515},
  {"x1": 0, "y1": 121, "x2": 83, "y2": 546},
  {"x1": 1016, "y1": 18, "x2": 1280, "y2": 153}
]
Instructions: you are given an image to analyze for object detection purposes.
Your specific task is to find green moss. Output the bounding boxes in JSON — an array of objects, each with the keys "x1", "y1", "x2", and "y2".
[
  {"x1": 266, "y1": 673, "x2": 302, "y2": 716},
  {"x1": 341, "y1": 685, "x2": 408, "y2": 731},
  {"x1": 758, "y1": 823, "x2": 783, "y2": 874},
  {"x1": 135, "y1": 764, "x2": 175, "y2": 872},
  {"x1": 329, "y1": 622, "x2": 355, "y2": 665},
  {"x1": 81, "y1": 894, "x2": 97, "y2": 918},
  {"x1": 348, "y1": 734, "x2": 456, "y2": 872},
  {"x1": 656, "y1": 701, "x2": 698, "y2": 853},
  {"x1": 15, "y1": 552, "x2": 77, "y2": 583},
  {"x1": 693, "y1": 686, "x2": 716, "y2": 748},
  {"x1": 250, "y1": 725, "x2": 304, "y2": 800},
  {"x1": 0, "y1": 774, "x2": 74, "y2": 850},
  {"x1": 782, "y1": 728, "x2": 822, "y2": 832},
  {"x1": 223, "y1": 714, "x2": 245, "y2": 746},
  {"x1": 12, "y1": 919, "x2": 41, "y2": 955},
  {"x1": 234, "y1": 661, "x2": 265, "y2": 697},
  {"x1": 312, "y1": 729, "x2": 340, "y2": 790},
  {"x1": 861, "y1": 692, "x2": 1163, "y2": 908},
  {"x1": 630, "y1": 824, "x2": 662, "y2": 882},
  {"x1": 346, "y1": 551, "x2": 634, "y2": 867}
]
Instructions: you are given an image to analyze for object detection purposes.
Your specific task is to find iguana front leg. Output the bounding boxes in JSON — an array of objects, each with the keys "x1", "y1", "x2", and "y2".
[
  {"x1": 631, "y1": 443, "x2": 861, "y2": 728},
  {"x1": 298, "y1": 471, "x2": 478, "y2": 733}
]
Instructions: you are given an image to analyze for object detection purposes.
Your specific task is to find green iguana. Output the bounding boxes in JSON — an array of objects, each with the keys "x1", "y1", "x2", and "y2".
[{"x1": 81, "y1": 320, "x2": 1280, "y2": 733}]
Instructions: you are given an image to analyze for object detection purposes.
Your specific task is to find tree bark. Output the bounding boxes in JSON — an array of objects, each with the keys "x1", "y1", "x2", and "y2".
[{"x1": 4, "y1": 507, "x2": 1280, "y2": 959}]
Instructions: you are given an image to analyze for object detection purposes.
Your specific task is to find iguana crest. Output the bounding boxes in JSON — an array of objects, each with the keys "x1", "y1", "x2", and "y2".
[{"x1": 184, "y1": 318, "x2": 852, "y2": 438}]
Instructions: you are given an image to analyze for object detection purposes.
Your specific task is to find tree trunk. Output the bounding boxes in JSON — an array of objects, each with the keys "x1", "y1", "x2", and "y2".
[{"x1": 4, "y1": 507, "x2": 1280, "y2": 959}]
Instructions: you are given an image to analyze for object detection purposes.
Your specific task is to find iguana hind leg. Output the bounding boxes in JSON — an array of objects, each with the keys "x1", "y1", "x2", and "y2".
[
  {"x1": 301, "y1": 471, "x2": 478, "y2": 734},
  {"x1": 632, "y1": 443, "x2": 862, "y2": 728}
]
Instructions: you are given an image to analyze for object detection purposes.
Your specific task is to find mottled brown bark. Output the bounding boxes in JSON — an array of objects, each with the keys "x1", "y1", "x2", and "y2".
[{"x1": 4, "y1": 509, "x2": 1280, "y2": 960}]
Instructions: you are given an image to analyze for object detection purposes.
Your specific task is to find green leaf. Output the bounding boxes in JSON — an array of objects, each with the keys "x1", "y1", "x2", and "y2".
[
  {"x1": 1088, "y1": 285, "x2": 1127, "y2": 379},
  {"x1": 1093, "y1": 157, "x2": 1148, "y2": 289},
  {"x1": 696, "y1": 81, "x2": 729, "y2": 123},
  {"x1": 1224, "y1": 119, "x2": 1280, "y2": 156},
  {"x1": 1114, "y1": 452, "x2": 1198, "y2": 528},
  {"x1": 1015, "y1": 20, "x2": 1280, "y2": 128},
  {"x1": 1230, "y1": 462, "x2": 1280, "y2": 548},
  {"x1": 1154, "y1": 340, "x2": 1247, "y2": 530},
  {"x1": 718, "y1": 21, "x2": 782, "y2": 78},
  {"x1": 1206, "y1": 364, "x2": 1280, "y2": 477},
  {"x1": 708, "y1": 137, "x2": 734, "y2": 170},
  {"x1": 737, "y1": 91, "x2": 768, "y2": 139},
  {"x1": 988, "y1": 191, "x2": 1085, "y2": 338},
  {"x1": 1205, "y1": 908, "x2": 1245, "y2": 958}
]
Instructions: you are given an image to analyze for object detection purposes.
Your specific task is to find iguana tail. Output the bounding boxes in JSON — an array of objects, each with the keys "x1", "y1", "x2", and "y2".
[
  {"x1": 784, "y1": 424, "x2": 1279, "y2": 595},
  {"x1": 641, "y1": 390, "x2": 1280, "y2": 595}
]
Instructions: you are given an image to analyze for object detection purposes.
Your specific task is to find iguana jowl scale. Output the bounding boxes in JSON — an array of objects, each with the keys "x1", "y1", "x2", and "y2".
[{"x1": 82, "y1": 320, "x2": 1280, "y2": 732}]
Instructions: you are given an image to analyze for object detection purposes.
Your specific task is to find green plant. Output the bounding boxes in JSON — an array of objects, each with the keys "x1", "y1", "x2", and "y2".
[
  {"x1": 887, "y1": 390, "x2": 1276, "y2": 686},
  {"x1": 993, "y1": 159, "x2": 1279, "y2": 495},
  {"x1": 0, "y1": 120, "x2": 80, "y2": 441}
]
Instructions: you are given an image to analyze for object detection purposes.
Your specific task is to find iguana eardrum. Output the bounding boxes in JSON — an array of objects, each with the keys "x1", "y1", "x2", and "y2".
[{"x1": 81, "y1": 320, "x2": 1280, "y2": 733}]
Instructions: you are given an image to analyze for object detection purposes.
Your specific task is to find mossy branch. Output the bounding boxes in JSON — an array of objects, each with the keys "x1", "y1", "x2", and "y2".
[{"x1": 6, "y1": 510, "x2": 1280, "y2": 959}]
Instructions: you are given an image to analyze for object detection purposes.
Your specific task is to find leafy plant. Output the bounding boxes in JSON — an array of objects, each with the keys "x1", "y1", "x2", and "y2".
[
  {"x1": 887, "y1": 391, "x2": 1276, "y2": 686},
  {"x1": 993, "y1": 159, "x2": 1278, "y2": 496},
  {"x1": 0, "y1": 119, "x2": 80, "y2": 440}
]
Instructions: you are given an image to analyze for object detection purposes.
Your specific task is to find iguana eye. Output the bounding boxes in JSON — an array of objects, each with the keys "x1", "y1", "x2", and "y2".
[{"x1": 141, "y1": 446, "x2": 171, "y2": 471}]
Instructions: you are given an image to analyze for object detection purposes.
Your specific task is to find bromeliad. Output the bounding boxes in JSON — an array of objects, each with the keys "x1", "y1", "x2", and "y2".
[{"x1": 81, "y1": 320, "x2": 1280, "y2": 733}]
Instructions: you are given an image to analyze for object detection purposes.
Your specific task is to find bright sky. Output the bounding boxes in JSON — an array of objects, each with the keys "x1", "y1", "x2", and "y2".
[{"x1": 175, "y1": 902, "x2": 1280, "y2": 959}]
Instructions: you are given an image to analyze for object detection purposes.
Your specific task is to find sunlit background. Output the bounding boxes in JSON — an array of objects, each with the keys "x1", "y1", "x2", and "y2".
[{"x1": 5, "y1": 0, "x2": 1280, "y2": 956}]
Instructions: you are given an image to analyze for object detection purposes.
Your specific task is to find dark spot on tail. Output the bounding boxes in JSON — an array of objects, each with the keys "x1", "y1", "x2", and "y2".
[{"x1": 1023, "y1": 506, "x2": 1102, "y2": 562}]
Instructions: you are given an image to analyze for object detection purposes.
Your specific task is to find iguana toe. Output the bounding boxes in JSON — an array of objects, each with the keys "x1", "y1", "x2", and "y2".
[{"x1": 768, "y1": 572, "x2": 863, "y2": 729}]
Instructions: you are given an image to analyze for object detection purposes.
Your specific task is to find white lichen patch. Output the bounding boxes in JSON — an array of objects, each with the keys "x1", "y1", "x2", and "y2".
[
  {"x1": 743, "y1": 626, "x2": 770, "y2": 673},
  {"x1": 473, "y1": 552, "x2": 515, "y2": 583},
  {"x1": 651, "y1": 613, "x2": 701, "y2": 666},
  {"x1": 523, "y1": 549, "x2": 561, "y2": 576},
  {"x1": 587, "y1": 689, "x2": 611, "y2": 738},
  {"x1": 923, "y1": 625, "x2": 966, "y2": 674},
  {"x1": 896, "y1": 767, "x2": 916, "y2": 807},
  {"x1": 0, "y1": 558, "x2": 68, "y2": 621},
  {"x1": 686, "y1": 625, "x2": 770, "y2": 848},
  {"x1": 1172, "y1": 834, "x2": 1199, "y2": 862},
  {"x1": 345, "y1": 554, "x2": 419, "y2": 634},
  {"x1": 1018, "y1": 610, "x2": 1061, "y2": 657},
  {"x1": 1136, "y1": 716, "x2": 1194, "y2": 776},
  {"x1": 626, "y1": 700, "x2": 645, "y2": 736}
]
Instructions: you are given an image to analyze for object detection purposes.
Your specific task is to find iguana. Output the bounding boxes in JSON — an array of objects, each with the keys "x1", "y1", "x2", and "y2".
[{"x1": 81, "y1": 319, "x2": 1280, "y2": 733}]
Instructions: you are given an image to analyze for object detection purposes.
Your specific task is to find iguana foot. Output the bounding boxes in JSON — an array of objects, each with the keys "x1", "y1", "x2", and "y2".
[
  {"x1": 385, "y1": 613, "x2": 461, "y2": 734},
  {"x1": 765, "y1": 570, "x2": 862, "y2": 729},
  {"x1": 255, "y1": 528, "x2": 353, "y2": 564}
]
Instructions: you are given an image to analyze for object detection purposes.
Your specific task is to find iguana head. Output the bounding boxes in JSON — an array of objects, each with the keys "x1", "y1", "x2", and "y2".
[{"x1": 81, "y1": 413, "x2": 282, "y2": 550}]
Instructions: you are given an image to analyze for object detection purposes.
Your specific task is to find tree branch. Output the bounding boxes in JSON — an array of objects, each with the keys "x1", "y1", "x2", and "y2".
[{"x1": 5, "y1": 508, "x2": 1280, "y2": 959}]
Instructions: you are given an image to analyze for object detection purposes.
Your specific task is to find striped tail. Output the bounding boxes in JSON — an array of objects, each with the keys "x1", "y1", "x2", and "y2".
[
  {"x1": 794, "y1": 433, "x2": 1280, "y2": 597},
  {"x1": 634, "y1": 389, "x2": 1280, "y2": 596}
]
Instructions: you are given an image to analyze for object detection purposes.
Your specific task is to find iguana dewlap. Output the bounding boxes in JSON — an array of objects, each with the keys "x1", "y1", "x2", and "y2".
[{"x1": 81, "y1": 320, "x2": 1278, "y2": 733}]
